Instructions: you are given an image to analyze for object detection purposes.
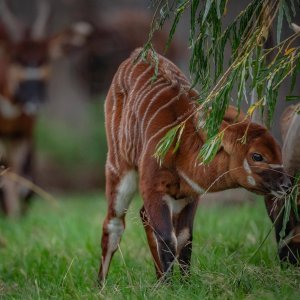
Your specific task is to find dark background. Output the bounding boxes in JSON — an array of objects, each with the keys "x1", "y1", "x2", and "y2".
[{"x1": 3, "y1": 0, "x2": 299, "y2": 192}]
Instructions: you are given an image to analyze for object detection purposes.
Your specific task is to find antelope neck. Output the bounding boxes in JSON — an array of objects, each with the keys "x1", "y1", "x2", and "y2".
[{"x1": 177, "y1": 125, "x2": 235, "y2": 193}]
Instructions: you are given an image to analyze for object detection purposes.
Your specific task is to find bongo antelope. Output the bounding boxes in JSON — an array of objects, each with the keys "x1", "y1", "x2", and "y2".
[
  {"x1": 99, "y1": 48, "x2": 291, "y2": 282},
  {"x1": 0, "y1": 0, "x2": 91, "y2": 216},
  {"x1": 264, "y1": 22, "x2": 300, "y2": 264},
  {"x1": 265, "y1": 103, "x2": 300, "y2": 264}
]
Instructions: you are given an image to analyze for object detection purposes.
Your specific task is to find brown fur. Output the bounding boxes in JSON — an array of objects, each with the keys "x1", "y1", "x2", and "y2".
[
  {"x1": 0, "y1": 4, "x2": 91, "y2": 216},
  {"x1": 99, "y1": 48, "x2": 290, "y2": 282}
]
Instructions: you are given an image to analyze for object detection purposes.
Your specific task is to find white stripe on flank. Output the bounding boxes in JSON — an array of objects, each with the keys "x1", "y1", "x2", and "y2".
[
  {"x1": 110, "y1": 83, "x2": 120, "y2": 171},
  {"x1": 128, "y1": 65, "x2": 153, "y2": 99},
  {"x1": 117, "y1": 60, "x2": 130, "y2": 95},
  {"x1": 141, "y1": 109, "x2": 192, "y2": 162},
  {"x1": 126, "y1": 67, "x2": 155, "y2": 122},
  {"x1": 127, "y1": 81, "x2": 168, "y2": 160},
  {"x1": 127, "y1": 61, "x2": 141, "y2": 86},
  {"x1": 139, "y1": 83, "x2": 174, "y2": 133},
  {"x1": 179, "y1": 171, "x2": 205, "y2": 195},
  {"x1": 123, "y1": 67, "x2": 155, "y2": 157},
  {"x1": 116, "y1": 62, "x2": 130, "y2": 153},
  {"x1": 133, "y1": 78, "x2": 166, "y2": 114},
  {"x1": 143, "y1": 94, "x2": 180, "y2": 140}
]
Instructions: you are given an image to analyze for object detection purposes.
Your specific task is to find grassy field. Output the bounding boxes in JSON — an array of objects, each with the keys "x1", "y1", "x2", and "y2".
[{"x1": 1, "y1": 194, "x2": 300, "y2": 299}]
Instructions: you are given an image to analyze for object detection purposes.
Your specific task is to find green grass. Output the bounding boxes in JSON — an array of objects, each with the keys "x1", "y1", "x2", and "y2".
[{"x1": 1, "y1": 195, "x2": 300, "y2": 299}]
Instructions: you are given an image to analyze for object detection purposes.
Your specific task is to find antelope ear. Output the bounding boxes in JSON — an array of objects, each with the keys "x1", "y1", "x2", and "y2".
[
  {"x1": 49, "y1": 22, "x2": 93, "y2": 60},
  {"x1": 224, "y1": 105, "x2": 248, "y2": 124},
  {"x1": 220, "y1": 121, "x2": 236, "y2": 155}
]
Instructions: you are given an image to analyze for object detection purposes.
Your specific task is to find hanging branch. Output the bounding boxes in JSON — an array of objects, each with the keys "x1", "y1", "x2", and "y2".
[{"x1": 147, "y1": 0, "x2": 300, "y2": 164}]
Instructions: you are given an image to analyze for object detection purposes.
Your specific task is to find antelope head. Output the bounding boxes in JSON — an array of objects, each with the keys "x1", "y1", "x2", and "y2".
[
  {"x1": 221, "y1": 121, "x2": 292, "y2": 197},
  {"x1": 0, "y1": 0, "x2": 92, "y2": 115}
]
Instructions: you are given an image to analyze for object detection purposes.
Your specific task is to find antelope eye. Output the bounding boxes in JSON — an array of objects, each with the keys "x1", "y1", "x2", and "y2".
[{"x1": 252, "y1": 153, "x2": 263, "y2": 162}]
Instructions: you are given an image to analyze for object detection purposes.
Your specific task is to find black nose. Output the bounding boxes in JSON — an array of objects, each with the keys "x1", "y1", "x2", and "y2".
[{"x1": 281, "y1": 176, "x2": 293, "y2": 192}]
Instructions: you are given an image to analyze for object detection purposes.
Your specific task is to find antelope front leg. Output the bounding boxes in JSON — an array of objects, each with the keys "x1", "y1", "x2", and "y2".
[
  {"x1": 141, "y1": 191, "x2": 176, "y2": 280},
  {"x1": 140, "y1": 206, "x2": 163, "y2": 278},
  {"x1": 173, "y1": 198, "x2": 199, "y2": 276},
  {"x1": 1, "y1": 175, "x2": 20, "y2": 217}
]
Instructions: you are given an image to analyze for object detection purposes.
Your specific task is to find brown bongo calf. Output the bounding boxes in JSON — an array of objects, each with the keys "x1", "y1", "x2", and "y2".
[{"x1": 99, "y1": 48, "x2": 291, "y2": 282}]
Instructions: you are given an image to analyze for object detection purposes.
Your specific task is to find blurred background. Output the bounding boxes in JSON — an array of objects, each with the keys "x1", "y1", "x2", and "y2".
[{"x1": 1, "y1": 0, "x2": 299, "y2": 197}]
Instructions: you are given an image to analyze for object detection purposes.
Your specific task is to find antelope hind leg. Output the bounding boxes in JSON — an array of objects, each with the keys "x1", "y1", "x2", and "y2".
[{"x1": 98, "y1": 169, "x2": 137, "y2": 283}]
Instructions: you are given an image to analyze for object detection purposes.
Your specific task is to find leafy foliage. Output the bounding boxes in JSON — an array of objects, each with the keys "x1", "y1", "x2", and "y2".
[
  {"x1": 147, "y1": 0, "x2": 300, "y2": 164},
  {"x1": 279, "y1": 172, "x2": 300, "y2": 248}
]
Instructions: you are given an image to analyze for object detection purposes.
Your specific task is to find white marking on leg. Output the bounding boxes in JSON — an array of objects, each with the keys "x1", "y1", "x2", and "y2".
[
  {"x1": 247, "y1": 175, "x2": 256, "y2": 186},
  {"x1": 102, "y1": 217, "x2": 124, "y2": 279},
  {"x1": 179, "y1": 171, "x2": 205, "y2": 195},
  {"x1": 243, "y1": 159, "x2": 252, "y2": 174},
  {"x1": 114, "y1": 170, "x2": 138, "y2": 217},
  {"x1": 171, "y1": 231, "x2": 177, "y2": 250},
  {"x1": 163, "y1": 195, "x2": 192, "y2": 215},
  {"x1": 177, "y1": 227, "x2": 190, "y2": 252}
]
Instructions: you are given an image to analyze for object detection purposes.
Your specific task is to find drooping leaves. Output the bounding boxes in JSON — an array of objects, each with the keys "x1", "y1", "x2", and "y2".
[{"x1": 149, "y1": 0, "x2": 299, "y2": 164}]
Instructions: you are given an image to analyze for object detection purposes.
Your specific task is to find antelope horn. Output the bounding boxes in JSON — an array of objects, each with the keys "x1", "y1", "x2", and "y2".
[
  {"x1": 0, "y1": 0, "x2": 24, "y2": 42},
  {"x1": 291, "y1": 23, "x2": 300, "y2": 34},
  {"x1": 31, "y1": 0, "x2": 51, "y2": 40}
]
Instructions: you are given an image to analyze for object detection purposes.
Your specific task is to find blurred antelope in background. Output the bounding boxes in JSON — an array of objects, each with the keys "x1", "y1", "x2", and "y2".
[
  {"x1": 99, "y1": 48, "x2": 291, "y2": 282},
  {"x1": 264, "y1": 23, "x2": 300, "y2": 265},
  {"x1": 265, "y1": 103, "x2": 300, "y2": 264},
  {"x1": 0, "y1": 0, "x2": 91, "y2": 216}
]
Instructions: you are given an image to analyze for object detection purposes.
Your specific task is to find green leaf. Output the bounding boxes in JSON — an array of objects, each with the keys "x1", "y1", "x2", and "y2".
[
  {"x1": 282, "y1": 0, "x2": 291, "y2": 26},
  {"x1": 198, "y1": 132, "x2": 224, "y2": 164},
  {"x1": 289, "y1": 0, "x2": 296, "y2": 16},
  {"x1": 277, "y1": 0, "x2": 284, "y2": 43},
  {"x1": 154, "y1": 124, "x2": 184, "y2": 165},
  {"x1": 202, "y1": 0, "x2": 213, "y2": 24},
  {"x1": 286, "y1": 95, "x2": 300, "y2": 101}
]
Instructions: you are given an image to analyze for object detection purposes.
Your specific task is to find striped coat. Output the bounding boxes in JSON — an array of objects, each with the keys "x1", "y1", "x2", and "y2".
[{"x1": 99, "y1": 48, "x2": 290, "y2": 283}]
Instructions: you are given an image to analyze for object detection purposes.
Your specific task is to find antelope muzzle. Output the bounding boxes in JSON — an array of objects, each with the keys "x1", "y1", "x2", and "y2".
[{"x1": 259, "y1": 167, "x2": 292, "y2": 198}]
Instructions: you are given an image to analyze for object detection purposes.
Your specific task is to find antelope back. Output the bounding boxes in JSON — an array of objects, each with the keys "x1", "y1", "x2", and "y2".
[
  {"x1": 105, "y1": 48, "x2": 196, "y2": 174},
  {"x1": 105, "y1": 48, "x2": 290, "y2": 201}
]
